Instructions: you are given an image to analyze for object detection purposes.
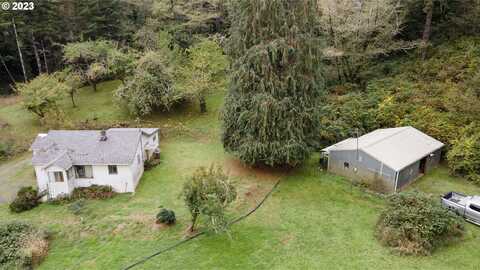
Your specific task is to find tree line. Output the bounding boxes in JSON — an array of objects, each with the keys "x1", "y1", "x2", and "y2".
[{"x1": 2, "y1": 0, "x2": 479, "y2": 181}]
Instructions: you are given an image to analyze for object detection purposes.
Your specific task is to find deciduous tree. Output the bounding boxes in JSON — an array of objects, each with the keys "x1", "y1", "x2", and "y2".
[
  {"x1": 181, "y1": 165, "x2": 236, "y2": 233},
  {"x1": 17, "y1": 74, "x2": 68, "y2": 118},
  {"x1": 180, "y1": 39, "x2": 228, "y2": 113},
  {"x1": 115, "y1": 51, "x2": 182, "y2": 116},
  {"x1": 318, "y1": 0, "x2": 416, "y2": 83}
]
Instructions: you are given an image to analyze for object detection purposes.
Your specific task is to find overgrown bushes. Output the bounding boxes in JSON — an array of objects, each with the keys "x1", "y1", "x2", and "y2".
[
  {"x1": 0, "y1": 222, "x2": 49, "y2": 269},
  {"x1": 9, "y1": 187, "x2": 41, "y2": 213},
  {"x1": 447, "y1": 124, "x2": 480, "y2": 185},
  {"x1": 71, "y1": 185, "x2": 116, "y2": 200},
  {"x1": 322, "y1": 38, "x2": 480, "y2": 184},
  {"x1": 376, "y1": 192, "x2": 465, "y2": 255}
]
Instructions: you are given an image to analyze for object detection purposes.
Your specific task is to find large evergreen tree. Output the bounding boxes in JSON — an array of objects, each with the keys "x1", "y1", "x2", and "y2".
[{"x1": 222, "y1": 0, "x2": 325, "y2": 167}]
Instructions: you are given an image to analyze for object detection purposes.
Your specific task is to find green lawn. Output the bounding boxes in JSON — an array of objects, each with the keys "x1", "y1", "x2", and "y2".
[{"x1": 1, "y1": 82, "x2": 480, "y2": 269}]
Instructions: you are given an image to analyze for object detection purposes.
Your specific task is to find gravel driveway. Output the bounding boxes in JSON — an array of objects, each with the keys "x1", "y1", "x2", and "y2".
[{"x1": 0, "y1": 154, "x2": 36, "y2": 203}]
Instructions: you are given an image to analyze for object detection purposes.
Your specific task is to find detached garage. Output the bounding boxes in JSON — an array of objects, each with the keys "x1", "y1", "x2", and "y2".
[{"x1": 322, "y1": 127, "x2": 444, "y2": 192}]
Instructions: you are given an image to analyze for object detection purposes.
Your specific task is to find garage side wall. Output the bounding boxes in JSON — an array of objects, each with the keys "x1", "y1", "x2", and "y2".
[
  {"x1": 328, "y1": 150, "x2": 396, "y2": 192},
  {"x1": 328, "y1": 150, "x2": 359, "y2": 179},
  {"x1": 397, "y1": 148, "x2": 443, "y2": 190},
  {"x1": 425, "y1": 148, "x2": 442, "y2": 173},
  {"x1": 397, "y1": 160, "x2": 421, "y2": 190}
]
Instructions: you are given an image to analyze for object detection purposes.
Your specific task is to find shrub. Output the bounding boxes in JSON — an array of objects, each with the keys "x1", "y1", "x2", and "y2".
[
  {"x1": 0, "y1": 222, "x2": 49, "y2": 269},
  {"x1": 447, "y1": 124, "x2": 480, "y2": 185},
  {"x1": 71, "y1": 185, "x2": 116, "y2": 200},
  {"x1": 156, "y1": 209, "x2": 176, "y2": 225},
  {"x1": 144, "y1": 158, "x2": 161, "y2": 171},
  {"x1": 0, "y1": 140, "x2": 14, "y2": 160},
  {"x1": 9, "y1": 187, "x2": 41, "y2": 213},
  {"x1": 376, "y1": 192, "x2": 465, "y2": 255}
]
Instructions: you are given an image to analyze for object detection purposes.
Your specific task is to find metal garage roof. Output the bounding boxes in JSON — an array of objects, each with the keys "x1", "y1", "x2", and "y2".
[{"x1": 322, "y1": 127, "x2": 444, "y2": 171}]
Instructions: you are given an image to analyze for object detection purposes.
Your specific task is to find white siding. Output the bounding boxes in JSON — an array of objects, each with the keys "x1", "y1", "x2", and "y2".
[
  {"x1": 141, "y1": 132, "x2": 159, "y2": 160},
  {"x1": 73, "y1": 165, "x2": 133, "y2": 192},
  {"x1": 34, "y1": 166, "x2": 49, "y2": 193},
  {"x1": 45, "y1": 166, "x2": 71, "y2": 198},
  {"x1": 34, "y1": 142, "x2": 144, "y2": 199},
  {"x1": 130, "y1": 141, "x2": 144, "y2": 189}
]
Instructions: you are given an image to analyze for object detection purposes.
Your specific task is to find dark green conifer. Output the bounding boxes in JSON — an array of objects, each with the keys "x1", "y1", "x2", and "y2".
[{"x1": 222, "y1": 0, "x2": 325, "y2": 167}]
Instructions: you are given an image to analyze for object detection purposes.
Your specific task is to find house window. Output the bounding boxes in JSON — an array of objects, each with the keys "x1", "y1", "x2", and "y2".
[
  {"x1": 108, "y1": 165, "x2": 118, "y2": 175},
  {"x1": 74, "y1": 165, "x2": 93, "y2": 179},
  {"x1": 54, "y1": 172, "x2": 64, "y2": 182},
  {"x1": 344, "y1": 162, "x2": 350, "y2": 169},
  {"x1": 470, "y1": 204, "x2": 480, "y2": 212}
]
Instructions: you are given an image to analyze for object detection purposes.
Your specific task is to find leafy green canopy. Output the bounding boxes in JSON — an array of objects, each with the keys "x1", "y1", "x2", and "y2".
[
  {"x1": 116, "y1": 51, "x2": 182, "y2": 116},
  {"x1": 447, "y1": 124, "x2": 480, "y2": 184},
  {"x1": 179, "y1": 38, "x2": 229, "y2": 112},
  {"x1": 17, "y1": 74, "x2": 68, "y2": 118},
  {"x1": 181, "y1": 165, "x2": 237, "y2": 233},
  {"x1": 222, "y1": 0, "x2": 325, "y2": 167}
]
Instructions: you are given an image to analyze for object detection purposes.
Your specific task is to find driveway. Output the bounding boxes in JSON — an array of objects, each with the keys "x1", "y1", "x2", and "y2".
[{"x1": 0, "y1": 154, "x2": 36, "y2": 203}]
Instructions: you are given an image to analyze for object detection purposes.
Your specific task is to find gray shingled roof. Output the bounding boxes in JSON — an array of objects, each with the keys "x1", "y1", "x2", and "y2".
[
  {"x1": 109, "y1": 128, "x2": 159, "y2": 136},
  {"x1": 31, "y1": 129, "x2": 143, "y2": 168},
  {"x1": 323, "y1": 126, "x2": 444, "y2": 171}
]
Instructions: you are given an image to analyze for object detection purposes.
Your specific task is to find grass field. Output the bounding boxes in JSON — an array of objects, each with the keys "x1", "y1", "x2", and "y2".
[{"x1": 1, "y1": 82, "x2": 480, "y2": 269}]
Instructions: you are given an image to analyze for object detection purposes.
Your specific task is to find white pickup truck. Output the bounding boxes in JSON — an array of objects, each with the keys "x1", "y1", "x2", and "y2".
[{"x1": 441, "y1": 192, "x2": 480, "y2": 226}]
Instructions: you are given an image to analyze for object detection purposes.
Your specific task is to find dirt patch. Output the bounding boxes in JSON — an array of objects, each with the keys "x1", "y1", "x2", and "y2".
[
  {"x1": 281, "y1": 234, "x2": 296, "y2": 245},
  {"x1": 224, "y1": 158, "x2": 289, "y2": 182},
  {"x1": 127, "y1": 213, "x2": 153, "y2": 226},
  {"x1": 233, "y1": 183, "x2": 263, "y2": 210},
  {"x1": 183, "y1": 226, "x2": 200, "y2": 238},
  {"x1": 0, "y1": 95, "x2": 21, "y2": 106},
  {"x1": 152, "y1": 222, "x2": 173, "y2": 231},
  {"x1": 113, "y1": 223, "x2": 127, "y2": 235}
]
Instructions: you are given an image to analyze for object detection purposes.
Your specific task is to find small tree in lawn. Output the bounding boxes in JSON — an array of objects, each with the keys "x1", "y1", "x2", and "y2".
[
  {"x1": 181, "y1": 165, "x2": 237, "y2": 233},
  {"x1": 84, "y1": 62, "x2": 108, "y2": 92},
  {"x1": 180, "y1": 39, "x2": 228, "y2": 113},
  {"x1": 18, "y1": 74, "x2": 68, "y2": 118},
  {"x1": 55, "y1": 68, "x2": 83, "y2": 107}
]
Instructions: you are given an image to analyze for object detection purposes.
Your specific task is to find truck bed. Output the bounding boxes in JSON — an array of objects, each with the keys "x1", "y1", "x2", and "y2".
[{"x1": 443, "y1": 192, "x2": 469, "y2": 206}]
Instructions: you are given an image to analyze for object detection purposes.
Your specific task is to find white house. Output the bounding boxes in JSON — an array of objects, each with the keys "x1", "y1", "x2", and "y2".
[{"x1": 30, "y1": 128, "x2": 160, "y2": 199}]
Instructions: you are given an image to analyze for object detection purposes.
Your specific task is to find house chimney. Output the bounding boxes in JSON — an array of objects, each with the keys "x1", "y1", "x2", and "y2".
[{"x1": 100, "y1": 130, "x2": 108, "y2": 141}]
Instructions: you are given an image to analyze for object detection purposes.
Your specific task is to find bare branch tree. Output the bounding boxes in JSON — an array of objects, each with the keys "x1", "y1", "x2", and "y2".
[{"x1": 318, "y1": 0, "x2": 417, "y2": 83}]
